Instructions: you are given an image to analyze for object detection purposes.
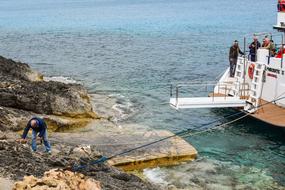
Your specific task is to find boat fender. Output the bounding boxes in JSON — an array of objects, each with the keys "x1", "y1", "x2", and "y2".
[{"x1": 248, "y1": 63, "x2": 255, "y2": 79}]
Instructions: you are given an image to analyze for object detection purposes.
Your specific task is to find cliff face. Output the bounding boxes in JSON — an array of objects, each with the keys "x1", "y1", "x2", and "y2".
[{"x1": 0, "y1": 56, "x2": 97, "y2": 131}]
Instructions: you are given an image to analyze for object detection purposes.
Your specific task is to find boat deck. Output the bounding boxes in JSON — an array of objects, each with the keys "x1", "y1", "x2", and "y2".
[
  {"x1": 208, "y1": 92, "x2": 249, "y2": 100},
  {"x1": 249, "y1": 99, "x2": 285, "y2": 128},
  {"x1": 210, "y1": 93, "x2": 285, "y2": 127}
]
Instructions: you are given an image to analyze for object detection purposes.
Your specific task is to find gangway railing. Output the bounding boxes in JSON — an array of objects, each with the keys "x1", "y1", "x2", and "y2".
[{"x1": 170, "y1": 82, "x2": 248, "y2": 109}]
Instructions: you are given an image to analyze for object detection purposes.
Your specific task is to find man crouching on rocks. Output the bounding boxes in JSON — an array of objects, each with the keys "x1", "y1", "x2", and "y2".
[{"x1": 19, "y1": 117, "x2": 51, "y2": 153}]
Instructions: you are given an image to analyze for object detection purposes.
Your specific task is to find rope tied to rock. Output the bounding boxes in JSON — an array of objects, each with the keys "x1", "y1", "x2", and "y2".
[{"x1": 72, "y1": 95, "x2": 285, "y2": 172}]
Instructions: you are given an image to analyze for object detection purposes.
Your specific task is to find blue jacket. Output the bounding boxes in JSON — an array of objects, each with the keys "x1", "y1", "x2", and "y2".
[{"x1": 22, "y1": 117, "x2": 47, "y2": 139}]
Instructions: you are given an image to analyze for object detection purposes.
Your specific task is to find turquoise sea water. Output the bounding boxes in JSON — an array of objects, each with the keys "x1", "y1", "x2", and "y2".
[{"x1": 0, "y1": 0, "x2": 284, "y2": 189}]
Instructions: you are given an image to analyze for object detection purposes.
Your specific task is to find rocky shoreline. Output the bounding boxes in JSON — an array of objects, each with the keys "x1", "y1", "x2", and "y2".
[{"x1": 0, "y1": 56, "x2": 159, "y2": 190}]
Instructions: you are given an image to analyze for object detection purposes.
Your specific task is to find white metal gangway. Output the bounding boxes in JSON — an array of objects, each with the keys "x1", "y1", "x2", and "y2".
[{"x1": 169, "y1": 81, "x2": 247, "y2": 110}]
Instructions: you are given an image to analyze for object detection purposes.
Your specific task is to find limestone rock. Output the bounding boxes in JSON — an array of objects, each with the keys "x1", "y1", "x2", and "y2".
[
  {"x1": 13, "y1": 169, "x2": 101, "y2": 190},
  {"x1": 0, "y1": 56, "x2": 96, "y2": 119},
  {"x1": 71, "y1": 145, "x2": 92, "y2": 157},
  {"x1": 0, "y1": 56, "x2": 43, "y2": 82},
  {"x1": 0, "y1": 177, "x2": 14, "y2": 190},
  {"x1": 0, "y1": 106, "x2": 93, "y2": 132},
  {"x1": 0, "y1": 56, "x2": 98, "y2": 132},
  {"x1": 0, "y1": 56, "x2": 160, "y2": 190},
  {"x1": 0, "y1": 106, "x2": 33, "y2": 131},
  {"x1": 0, "y1": 138, "x2": 158, "y2": 190}
]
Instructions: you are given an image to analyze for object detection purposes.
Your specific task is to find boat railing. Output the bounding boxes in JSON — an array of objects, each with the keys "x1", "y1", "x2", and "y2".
[
  {"x1": 234, "y1": 82, "x2": 250, "y2": 98},
  {"x1": 242, "y1": 32, "x2": 284, "y2": 68},
  {"x1": 170, "y1": 81, "x2": 249, "y2": 107}
]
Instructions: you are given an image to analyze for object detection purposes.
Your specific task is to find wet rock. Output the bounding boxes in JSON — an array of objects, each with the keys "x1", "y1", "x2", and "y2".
[{"x1": 13, "y1": 169, "x2": 102, "y2": 190}]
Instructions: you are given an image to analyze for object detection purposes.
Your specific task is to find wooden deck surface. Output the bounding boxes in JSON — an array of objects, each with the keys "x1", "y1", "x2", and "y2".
[
  {"x1": 250, "y1": 99, "x2": 285, "y2": 127},
  {"x1": 208, "y1": 92, "x2": 228, "y2": 97},
  {"x1": 208, "y1": 92, "x2": 248, "y2": 100},
  {"x1": 209, "y1": 93, "x2": 285, "y2": 127}
]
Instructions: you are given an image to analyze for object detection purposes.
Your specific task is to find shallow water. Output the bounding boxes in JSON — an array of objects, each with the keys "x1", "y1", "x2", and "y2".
[{"x1": 0, "y1": 0, "x2": 284, "y2": 189}]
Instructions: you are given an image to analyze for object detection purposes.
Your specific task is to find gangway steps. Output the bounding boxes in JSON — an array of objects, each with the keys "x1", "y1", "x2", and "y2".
[
  {"x1": 170, "y1": 97, "x2": 246, "y2": 109},
  {"x1": 245, "y1": 62, "x2": 265, "y2": 112}
]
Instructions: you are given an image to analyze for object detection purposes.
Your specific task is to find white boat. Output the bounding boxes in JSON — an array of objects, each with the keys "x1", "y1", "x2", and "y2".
[{"x1": 170, "y1": 1, "x2": 285, "y2": 128}]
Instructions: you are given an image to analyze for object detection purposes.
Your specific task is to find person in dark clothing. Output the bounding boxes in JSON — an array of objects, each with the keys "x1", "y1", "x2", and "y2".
[
  {"x1": 229, "y1": 40, "x2": 244, "y2": 77},
  {"x1": 21, "y1": 117, "x2": 51, "y2": 153},
  {"x1": 249, "y1": 36, "x2": 261, "y2": 62}
]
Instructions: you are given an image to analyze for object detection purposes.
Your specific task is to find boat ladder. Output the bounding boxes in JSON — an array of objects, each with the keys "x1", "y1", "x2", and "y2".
[
  {"x1": 244, "y1": 62, "x2": 265, "y2": 112},
  {"x1": 230, "y1": 57, "x2": 250, "y2": 97}
]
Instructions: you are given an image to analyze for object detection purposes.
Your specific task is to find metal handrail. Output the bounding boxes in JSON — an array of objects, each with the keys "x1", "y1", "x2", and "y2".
[
  {"x1": 170, "y1": 81, "x2": 221, "y2": 87},
  {"x1": 170, "y1": 81, "x2": 251, "y2": 107}
]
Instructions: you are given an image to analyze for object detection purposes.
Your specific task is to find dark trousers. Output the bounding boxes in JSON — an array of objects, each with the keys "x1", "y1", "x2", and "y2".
[
  {"x1": 229, "y1": 58, "x2": 237, "y2": 77},
  {"x1": 250, "y1": 54, "x2": 256, "y2": 62},
  {"x1": 32, "y1": 129, "x2": 51, "y2": 152}
]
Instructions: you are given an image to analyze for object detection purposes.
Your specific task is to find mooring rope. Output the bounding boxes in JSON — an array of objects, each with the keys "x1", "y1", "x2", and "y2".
[
  {"x1": 180, "y1": 92, "x2": 285, "y2": 138},
  {"x1": 72, "y1": 95, "x2": 285, "y2": 171}
]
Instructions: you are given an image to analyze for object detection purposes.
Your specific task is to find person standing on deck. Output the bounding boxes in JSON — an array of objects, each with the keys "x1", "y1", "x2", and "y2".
[
  {"x1": 229, "y1": 40, "x2": 244, "y2": 77},
  {"x1": 20, "y1": 117, "x2": 51, "y2": 153},
  {"x1": 278, "y1": 0, "x2": 285, "y2": 12},
  {"x1": 249, "y1": 36, "x2": 261, "y2": 62},
  {"x1": 262, "y1": 38, "x2": 276, "y2": 56}
]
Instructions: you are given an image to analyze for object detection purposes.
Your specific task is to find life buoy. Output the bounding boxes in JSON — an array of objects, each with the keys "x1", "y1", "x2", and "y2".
[{"x1": 248, "y1": 64, "x2": 255, "y2": 79}]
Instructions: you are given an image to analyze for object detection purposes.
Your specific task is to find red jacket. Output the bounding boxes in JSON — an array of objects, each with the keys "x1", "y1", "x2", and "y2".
[
  {"x1": 275, "y1": 48, "x2": 285, "y2": 58},
  {"x1": 278, "y1": 0, "x2": 285, "y2": 12}
]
